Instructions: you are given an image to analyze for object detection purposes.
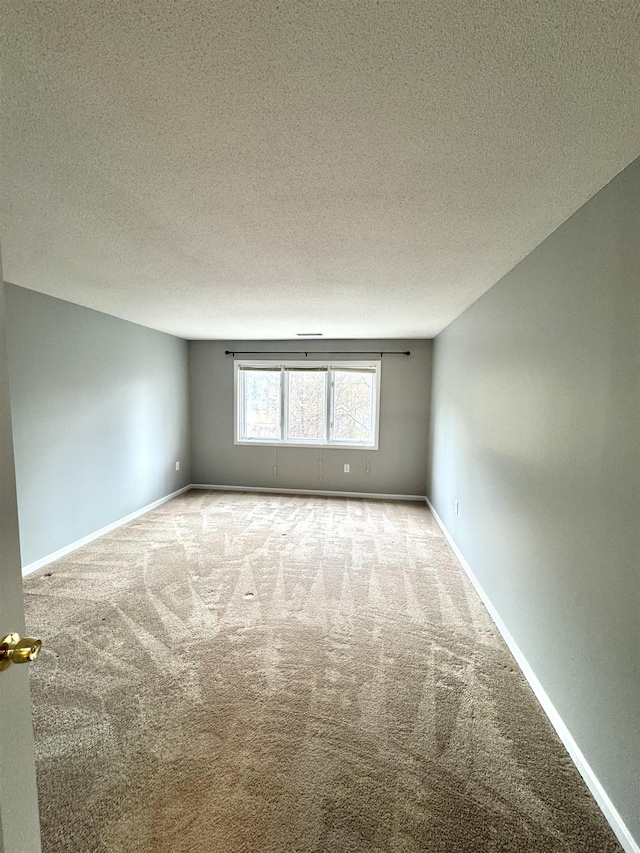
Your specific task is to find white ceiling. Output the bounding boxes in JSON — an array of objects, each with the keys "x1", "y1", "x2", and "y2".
[{"x1": 1, "y1": 1, "x2": 639, "y2": 340}]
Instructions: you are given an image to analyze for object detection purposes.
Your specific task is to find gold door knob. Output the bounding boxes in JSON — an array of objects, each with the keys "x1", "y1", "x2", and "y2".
[{"x1": 0, "y1": 633, "x2": 42, "y2": 672}]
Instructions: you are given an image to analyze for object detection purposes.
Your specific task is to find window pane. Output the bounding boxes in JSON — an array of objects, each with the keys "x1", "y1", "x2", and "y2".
[
  {"x1": 332, "y1": 370, "x2": 374, "y2": 442},
  {"x1": 243, "y1": 370, "x2": 281, "y2": 439},
  {"x1": 287, "y1": 371, "x2": 326, "y2": 441}
]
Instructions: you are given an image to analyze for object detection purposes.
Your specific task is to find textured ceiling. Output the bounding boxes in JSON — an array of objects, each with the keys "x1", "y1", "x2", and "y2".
[{"x1": 1, "y1": 1, "x2": 639, "y2": 340}]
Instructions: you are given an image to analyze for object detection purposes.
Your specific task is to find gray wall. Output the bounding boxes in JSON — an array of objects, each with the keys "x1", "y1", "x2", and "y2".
[
  {"x1": 190, "y1": 339, "x2": 431, "y2": 496},
  {"x1": 427, "y1": 160, "x2": 639, "y2": 843},
  {"x1": 5, "y1": 284, "x2": 192, "y2": 567}
]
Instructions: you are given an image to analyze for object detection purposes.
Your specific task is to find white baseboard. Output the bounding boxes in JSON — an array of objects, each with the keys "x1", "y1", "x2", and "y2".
[
  {"x1": 425, "y1": 497, "x2": 638, "y2": 853},
  {"x1": 191, "y1": 483, "x2": 426, "y2": 502},
  {"x1": 21, "y1": 486, "x2": 192, "y2": 577}
]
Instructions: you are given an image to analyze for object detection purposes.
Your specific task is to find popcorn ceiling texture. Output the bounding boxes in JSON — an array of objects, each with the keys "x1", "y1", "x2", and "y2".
[{"x1": 1, "y1": 0, "x2": 639, "y2": 339}]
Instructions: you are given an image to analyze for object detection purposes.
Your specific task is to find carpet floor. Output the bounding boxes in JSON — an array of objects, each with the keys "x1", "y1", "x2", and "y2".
[{"x1": 24, "y1": 490, "x2": 621, "y2": 852}]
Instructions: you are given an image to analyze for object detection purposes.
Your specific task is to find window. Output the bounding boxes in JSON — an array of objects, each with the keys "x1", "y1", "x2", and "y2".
[{"x1": 235, "y1": 360, "x2": 380, "y2": 448}]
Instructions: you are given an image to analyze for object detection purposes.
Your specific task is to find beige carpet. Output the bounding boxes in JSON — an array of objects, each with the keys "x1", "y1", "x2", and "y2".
[{"x1": 24, "y1": 490, "x2": 621, "y2": 852}]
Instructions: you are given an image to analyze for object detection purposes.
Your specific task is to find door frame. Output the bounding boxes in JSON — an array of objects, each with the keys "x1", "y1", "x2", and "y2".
[{"x1": 0, "y1": 254, "x2": 42, "y2": 852}]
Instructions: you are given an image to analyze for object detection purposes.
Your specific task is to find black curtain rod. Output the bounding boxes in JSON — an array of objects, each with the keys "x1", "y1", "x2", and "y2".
[{"x1": 225, "y1": 350, "x2": 410, "y2": 356}]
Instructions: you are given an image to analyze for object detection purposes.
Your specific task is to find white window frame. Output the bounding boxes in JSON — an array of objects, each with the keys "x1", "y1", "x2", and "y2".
[{"x1": 234, "y1": 359, "x2": 381, "y2": 449}]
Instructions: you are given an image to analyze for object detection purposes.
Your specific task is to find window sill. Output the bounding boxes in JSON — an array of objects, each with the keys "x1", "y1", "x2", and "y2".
[{"x1": 235, "y1": 439, "x2": 378, "y2": 451}]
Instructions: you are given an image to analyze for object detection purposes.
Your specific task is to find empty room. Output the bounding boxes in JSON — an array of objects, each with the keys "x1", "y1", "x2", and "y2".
[{"x1": 0, "y1": 2, "x2": 638, "y2": 852}]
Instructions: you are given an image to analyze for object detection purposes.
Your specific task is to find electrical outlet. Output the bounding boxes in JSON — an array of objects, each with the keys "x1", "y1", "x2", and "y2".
[
  {"x1": 175, "y1": 461, "x2": 180, "y2": 471},
  {"x1": 454, "y1": 499, "x2": 459, "y2": 515},
  {"x1": 343, "y1": 464, "x2": 350, "y2": 473}
]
